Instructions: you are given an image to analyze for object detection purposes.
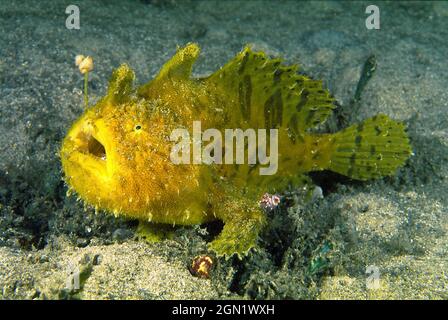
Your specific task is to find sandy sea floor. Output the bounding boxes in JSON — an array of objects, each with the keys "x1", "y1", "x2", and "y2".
[{"x1": 0, "y1": 0, "x2": 447, "y2": 299}]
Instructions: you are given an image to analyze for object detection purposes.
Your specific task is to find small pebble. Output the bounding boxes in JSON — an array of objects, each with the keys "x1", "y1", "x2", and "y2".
[
  {"x1": 359, "y1": 204, "x2": 369, "y2": 212},
  {"x1": 76, "y1": 238, "x2": 90, "y2": 248},
  {"x1": 93, "y1": 254, "x2": 103, "y2": 265}
]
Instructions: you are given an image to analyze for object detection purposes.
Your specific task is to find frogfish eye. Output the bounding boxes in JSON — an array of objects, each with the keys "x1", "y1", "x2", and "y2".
[{"x1": 135, "y1": 125, "x2": 142, "y2": 131}]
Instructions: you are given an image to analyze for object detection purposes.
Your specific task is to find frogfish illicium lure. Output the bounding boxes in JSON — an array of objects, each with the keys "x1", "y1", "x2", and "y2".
[{"x1": 60, "y1": 43, "x2": 411, "y2": 257}]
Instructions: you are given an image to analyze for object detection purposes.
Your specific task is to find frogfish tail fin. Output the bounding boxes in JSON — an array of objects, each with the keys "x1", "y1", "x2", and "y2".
[{"x1": 328, "y1": 114, "x2": 412, "y2": 180}]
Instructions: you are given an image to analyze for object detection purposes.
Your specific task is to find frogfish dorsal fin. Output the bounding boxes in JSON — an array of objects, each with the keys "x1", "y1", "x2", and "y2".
[
  {"x1": 106, "y1": 63, "x2": 135, "y2": 104},
  {"x1": 202, "y1": 46, "x2": 335, "y2": 136},
  {"x1": 138, "y1": 43, "x2": 200, "y2": 98}
]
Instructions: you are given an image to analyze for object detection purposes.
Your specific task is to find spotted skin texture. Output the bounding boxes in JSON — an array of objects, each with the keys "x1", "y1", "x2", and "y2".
[{"x1": 60, "y1": 43, "x2": 412, "y2": 258}]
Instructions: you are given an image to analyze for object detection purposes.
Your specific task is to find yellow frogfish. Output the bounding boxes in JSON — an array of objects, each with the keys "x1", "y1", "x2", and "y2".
[{"x1": 60, "y1": 43, "x2": 412, "y2": 257}]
